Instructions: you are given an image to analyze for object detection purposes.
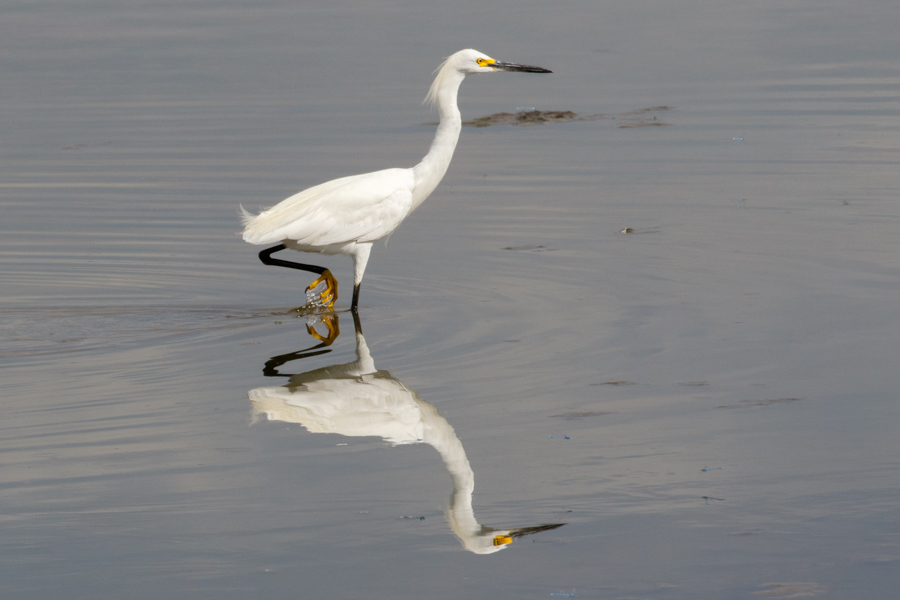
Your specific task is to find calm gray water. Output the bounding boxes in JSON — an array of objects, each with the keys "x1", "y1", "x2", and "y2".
[{"x1": 3, "y1": 1, "x2": 900, "y2": 598}]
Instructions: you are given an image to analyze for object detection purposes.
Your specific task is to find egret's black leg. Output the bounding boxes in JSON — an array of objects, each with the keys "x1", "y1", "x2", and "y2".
[
  {"x1": 258, "y1": 244, "x2": 338, "y2": 308},
  {"x1": 351, "y1": 284, "x2": 361, "y2": 312},
  {"x1": 259, "y1": 244, "x2": 326, "y2": 275}
]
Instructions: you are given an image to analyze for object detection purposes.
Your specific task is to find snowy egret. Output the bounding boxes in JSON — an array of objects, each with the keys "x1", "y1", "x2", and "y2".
[{"x1": 241, "y1": 49, "x2": 551, "y2": 311}]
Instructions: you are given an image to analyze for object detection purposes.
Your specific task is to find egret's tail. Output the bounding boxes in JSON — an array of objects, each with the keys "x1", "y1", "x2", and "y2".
[
  {"x1": 240, "y1": 204, "x2": 281, "y2": 245},
  {"x1": 239, "y1": 205, "x2": 257, "y2": 229}
]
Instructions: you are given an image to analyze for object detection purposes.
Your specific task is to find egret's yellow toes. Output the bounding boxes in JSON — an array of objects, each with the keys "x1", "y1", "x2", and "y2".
[{"x1": 305, "y1": 269, "x2": 338, "y2": 309}]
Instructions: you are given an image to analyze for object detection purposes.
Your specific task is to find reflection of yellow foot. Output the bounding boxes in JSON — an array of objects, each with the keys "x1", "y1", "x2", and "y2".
[
  {"x1": 306, "y1": 313, "x2": 340, "y2": 346},
  {"x1": 305, "y1": 269, "x2": 338, "y2": 308}
]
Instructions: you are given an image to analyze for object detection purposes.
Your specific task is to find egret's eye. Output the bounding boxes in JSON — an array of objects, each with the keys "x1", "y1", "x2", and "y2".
[{"x1": 477, "y1": 58, "x2": 495, "y2": 68}]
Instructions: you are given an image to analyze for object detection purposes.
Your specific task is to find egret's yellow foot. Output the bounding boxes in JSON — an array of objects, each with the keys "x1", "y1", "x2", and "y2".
[
  {"x1": 305, "y1": 269, "x2": 338, "y2": 309},
  {"x1": 492, "y1": 535, "x2": 513, "y2": 547},
  {"x1": 306, "y1": 313, "x2": 340, "y2": 346}
]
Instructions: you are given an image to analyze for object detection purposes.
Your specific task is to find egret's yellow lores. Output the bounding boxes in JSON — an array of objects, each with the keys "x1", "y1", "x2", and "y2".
[{"x1": 241, "y1": 49, "x2": 551, "y2": 311}]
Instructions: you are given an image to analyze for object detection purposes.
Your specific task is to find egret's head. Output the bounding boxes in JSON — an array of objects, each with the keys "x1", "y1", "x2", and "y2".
[
  {"x1": 451, "y1": 48, "x2": 553, "y2": 74},
  {"x1": 426, "y1": 49, "x2": 551, "y2": 105}
]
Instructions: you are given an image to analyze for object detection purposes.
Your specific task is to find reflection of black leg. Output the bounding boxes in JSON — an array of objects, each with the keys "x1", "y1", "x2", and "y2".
[
  {"x1": 259, "y1": 244, "x2": 326, "y2": 275},
  {"x1": 262, "y1": 347, "x2": 332, "y2": 377},
  {"x1": 351, "y1": 309, "x2": 362, "y2": 335}
]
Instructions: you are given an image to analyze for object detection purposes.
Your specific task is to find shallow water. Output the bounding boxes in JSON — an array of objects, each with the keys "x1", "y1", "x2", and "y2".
[{"x1": 3, "y1": 0, "x2": 900, "y2": 598}]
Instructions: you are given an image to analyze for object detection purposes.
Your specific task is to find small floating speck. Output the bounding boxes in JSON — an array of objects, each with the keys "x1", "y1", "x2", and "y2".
[
  {"x1": 551, "y1": 411, "x2": 612, "y2": 421},
  {"x1": 619, "y1": 227, "x2": 661, "y2": 235},
  {"x1": 732, "y1": 137, "x2": 744, "y2": 141},
  {"x1": 548, "y1": 435, "x2": 571, "y2": 440},
  {"x1": 617, "y1": 106, "x2": 673, "y2": 128}
]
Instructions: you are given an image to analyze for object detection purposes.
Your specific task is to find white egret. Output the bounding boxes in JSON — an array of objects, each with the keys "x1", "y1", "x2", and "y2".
[{"x1": 241, "y1": 49, "x2": 551, "y2": 311}]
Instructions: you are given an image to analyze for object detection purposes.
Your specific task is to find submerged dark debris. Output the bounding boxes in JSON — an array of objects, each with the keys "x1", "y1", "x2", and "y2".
[
  {"x1": 464, "y1": 110, "x2": 604, "y2": 127},
  {"x1": 450, "y1": 106, "x2": 673, "y2": 128},
  {"x1": 502, "y1": 244, "x2": 557, "y2": 252},
  {"x1": 716, "y1": 397, "x2": 803, "y2": 409}
]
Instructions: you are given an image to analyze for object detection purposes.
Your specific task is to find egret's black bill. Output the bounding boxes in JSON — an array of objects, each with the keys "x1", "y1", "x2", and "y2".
[{"x1": 493, "y1": 62, "x2": 553, "y2": 73}]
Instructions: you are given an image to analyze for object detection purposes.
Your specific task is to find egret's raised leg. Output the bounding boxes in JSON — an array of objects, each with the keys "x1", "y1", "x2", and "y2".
[{"x1": 259, "y1": 244, "x2": 338, "y2": 308}]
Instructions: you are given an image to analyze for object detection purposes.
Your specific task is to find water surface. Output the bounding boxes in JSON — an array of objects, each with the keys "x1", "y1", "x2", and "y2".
[{"x1": 3, "y1": 1, "x2": 900, "y2": 598}]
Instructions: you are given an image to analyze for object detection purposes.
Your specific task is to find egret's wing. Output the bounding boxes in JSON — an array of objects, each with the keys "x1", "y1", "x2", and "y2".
[{"x1": 243, "y1": 168, "x2": 415, "y2": 246}]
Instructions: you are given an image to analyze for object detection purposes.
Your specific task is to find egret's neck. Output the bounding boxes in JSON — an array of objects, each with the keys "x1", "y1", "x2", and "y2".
[{"x1": 411, "y1": 72, "x2": 464, "y2": 208}]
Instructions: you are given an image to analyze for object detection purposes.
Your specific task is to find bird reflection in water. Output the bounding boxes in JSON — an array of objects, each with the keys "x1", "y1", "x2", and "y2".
[{"x1": 247, "y1": 312, "x2": 565, "y2": 554}]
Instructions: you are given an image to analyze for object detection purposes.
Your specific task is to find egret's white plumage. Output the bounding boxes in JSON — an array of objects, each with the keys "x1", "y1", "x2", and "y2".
[{"x1": 241, "y1": 49, "x2": 551, "y2": 310}]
